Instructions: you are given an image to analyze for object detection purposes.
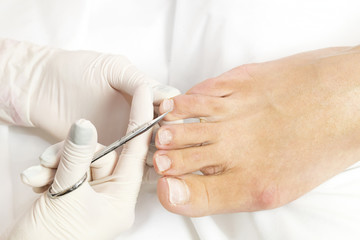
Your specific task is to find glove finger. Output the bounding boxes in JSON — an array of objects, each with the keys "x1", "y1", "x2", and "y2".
[
  {"x1": 146, "y1": 144, "x2": 156, "y2": 167},
  {"x1": 32, "y1": 184, "x2": 51, "y2": 194},
  {"x1": 142, "y1": 166, "x2": 161, "y2": 184},
  {"x1": 39, "y1": 141, "x2": 63, "y2": 168},
  {"x1": 105, "y1": 57, "x2": 147, "y2": 96},
  {"x1": 113, "y1": 84, "x2": 153, "y2": 180},
  {"x1": 91, "y1": 144, "x2": 118, "y2": 181},
  {"x1": 145, "y1": 124, "x2": 159, "y2": 167},
  {"x1": 51, "y1": 119, "x2": 97, "y2": 193},
  {"x1": 21, "y1": 165, "x2": 55, "y2": 188},
  {"x1": 148, "y1": 78, "x2": 181, "y2": 105},
  {"x1": 104, "y1": 56, "x2": 180, "y2": 105}
]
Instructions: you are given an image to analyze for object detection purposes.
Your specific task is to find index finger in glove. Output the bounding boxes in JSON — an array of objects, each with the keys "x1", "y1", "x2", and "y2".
[
  {"x1": 103, "y1": 56, "x2": 180, "y2": 105},
  {"x1": 91, "y1": 144, "x2": 118, "y2": 181},
  {"x1": 112, "y1": 84, "x2": 153, "y2": 180}
]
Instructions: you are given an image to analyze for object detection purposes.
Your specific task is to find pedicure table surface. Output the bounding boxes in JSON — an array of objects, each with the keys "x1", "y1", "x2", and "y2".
[{"x1": 1, "y1": 0, "x2": 360, "y2": 239}]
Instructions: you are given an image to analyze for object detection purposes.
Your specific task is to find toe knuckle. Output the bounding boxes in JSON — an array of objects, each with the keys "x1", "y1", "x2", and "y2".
[
  {"x1": 254, "y1": 183, "x2": 281, "y2": 210},
  {"x1": 191, "y1": 148, "x2": 204, "y2": 165},
  {"x1": 179, "y1": 124, "x2": 190, "y2": 138},
  {"x1": 198, "y1": 124, "x2": 210, "y2": 138},
  {"x1": 209, "y1": 99, "x2": 225, "y2": 113},
  {"x1": 198, "y1": 180, "x2": 211, "y2": 214},
  {"x1": 192, "y1": 94, "x2": 205, "y2": 105},
  {"x1": 176, "y1": 150, "x2": 187, "y2": 169},
  {"x1": 205, "y1": 77, "x2": 228, "y2": 91},
  {"x1": 234, "y1": 64, "x2": 258, "y2": 80}
]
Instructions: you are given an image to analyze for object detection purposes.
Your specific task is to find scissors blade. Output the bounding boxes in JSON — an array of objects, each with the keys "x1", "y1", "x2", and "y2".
[{"x1": 91, "y1": 111, "x2": 170, "y2": 163}]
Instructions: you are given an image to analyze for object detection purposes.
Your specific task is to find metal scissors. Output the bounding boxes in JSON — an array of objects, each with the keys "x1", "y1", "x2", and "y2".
[{"x1": 47, "y1": 111, "x2": 170, "y2": 199}]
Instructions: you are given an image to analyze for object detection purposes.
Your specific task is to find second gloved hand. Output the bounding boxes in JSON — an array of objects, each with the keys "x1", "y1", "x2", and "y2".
[
  {"x1": 7, "y1": 85, "x2": 153, "y2": 240},
  {"x1": 0, "y1": 39, "x2": 180, "y2": 143}
]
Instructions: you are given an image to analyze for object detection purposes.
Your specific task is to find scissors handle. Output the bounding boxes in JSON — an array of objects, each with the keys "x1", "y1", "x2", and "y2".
[{"x1": 48, "y1": 111, "x2": 170, "y2": 199}]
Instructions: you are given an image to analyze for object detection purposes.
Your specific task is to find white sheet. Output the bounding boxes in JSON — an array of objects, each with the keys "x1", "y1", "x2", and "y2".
[{"x1": 1, "y1": 0, "x2": 360, "y2": 239}]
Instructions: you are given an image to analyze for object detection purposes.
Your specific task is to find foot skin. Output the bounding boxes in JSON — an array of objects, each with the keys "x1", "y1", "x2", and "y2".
[{"x1": 154, "y1": 46, "x2": 360, "y2": 217}]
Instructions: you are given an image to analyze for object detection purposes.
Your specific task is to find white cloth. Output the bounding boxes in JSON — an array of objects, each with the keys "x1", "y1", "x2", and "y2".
[{"x1": 1, "y1": 0, "x2": 360, "y2": 239}]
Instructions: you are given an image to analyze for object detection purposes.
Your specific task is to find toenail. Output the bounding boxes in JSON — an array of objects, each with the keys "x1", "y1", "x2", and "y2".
[
  {"x1": 156, "y1": 155, "x2": 171, "y2": 172},
  {"x1": 161, "y1": 99, "x2": 174, "y2": 113},
  {"x1": 158, "y1": 129, "x2": 172, "y2": 145},
  {"x1": 167, "y1": 178, "x2": 190, "y2": 205}
]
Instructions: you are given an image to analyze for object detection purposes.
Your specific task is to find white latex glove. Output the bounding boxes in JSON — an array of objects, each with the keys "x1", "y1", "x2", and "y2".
[
  {"x1": 5, "y1": 85, "x2": 153, "y2": 240},
  {"x1": 0, "y1": 39, "x2": 180, "y2": 144}
]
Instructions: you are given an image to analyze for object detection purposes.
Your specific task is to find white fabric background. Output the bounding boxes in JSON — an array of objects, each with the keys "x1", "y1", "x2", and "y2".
[{"x1": 1, "y1": 0, "x2": 360, "y2": 239}]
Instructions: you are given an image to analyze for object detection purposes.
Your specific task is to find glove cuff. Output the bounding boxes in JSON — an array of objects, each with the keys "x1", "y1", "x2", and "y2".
[{"x1": 0, "y1": 39, "x2": 56, "y2": 126}]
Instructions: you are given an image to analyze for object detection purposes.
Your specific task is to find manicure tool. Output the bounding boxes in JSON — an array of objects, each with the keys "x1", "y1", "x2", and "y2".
[{"x1": 48, "y1": 111, "x2": 170, "y2": 199}]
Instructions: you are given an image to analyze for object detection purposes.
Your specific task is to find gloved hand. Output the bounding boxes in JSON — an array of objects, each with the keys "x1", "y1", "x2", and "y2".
[
  {"x1": 0, "y1": 39, "x2": 180, "y2": 144},
  {"x1": 5, "y1": 85, "x2": 153, "y2": 240}
]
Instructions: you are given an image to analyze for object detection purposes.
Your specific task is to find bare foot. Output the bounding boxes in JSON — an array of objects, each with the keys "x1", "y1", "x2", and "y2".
[{"x1": 154, "y1": 46, "x2": 360, "y2": 217}]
